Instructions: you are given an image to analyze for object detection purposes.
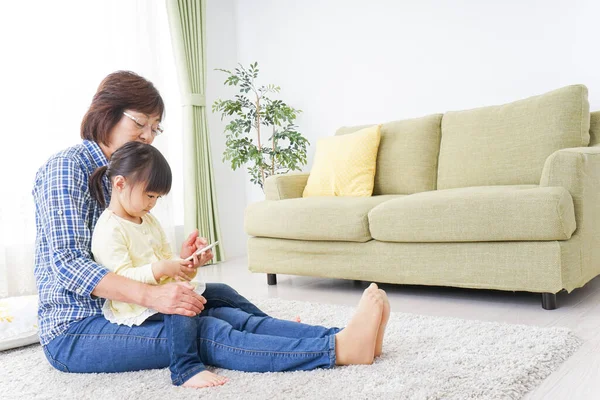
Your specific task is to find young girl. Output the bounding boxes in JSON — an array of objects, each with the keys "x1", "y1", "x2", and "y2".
[
  {"x1": 89, "y1": 141, "x2": 227, "y2": 387},
  {"x1": 89, "y1": 141, "x2": 391, "y2": 390}
]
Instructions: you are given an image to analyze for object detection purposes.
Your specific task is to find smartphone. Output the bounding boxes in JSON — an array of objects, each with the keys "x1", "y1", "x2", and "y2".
[{"x1": 184, "y1": 241, "x2": 219, "y2": 262}]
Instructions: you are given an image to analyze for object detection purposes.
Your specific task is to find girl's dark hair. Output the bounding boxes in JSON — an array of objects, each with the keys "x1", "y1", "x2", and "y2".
[
  {"x1": 89, "y1": 142, "x2": 172, "y2": 208},
  {"x1": 81, "y1": 71, "x2": 165, "y2": 146}
]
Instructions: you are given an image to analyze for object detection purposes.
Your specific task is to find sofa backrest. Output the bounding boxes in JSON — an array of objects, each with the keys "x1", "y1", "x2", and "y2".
[
  {"x1": 590, "y1": 110, "x2": 600, "y2": 147},
  {"x1": 336, "y1": 114, "x2": 442, "y2": 195},
  {"x1": 437, "y1": 85, "x2": 590, "y2": 190}
]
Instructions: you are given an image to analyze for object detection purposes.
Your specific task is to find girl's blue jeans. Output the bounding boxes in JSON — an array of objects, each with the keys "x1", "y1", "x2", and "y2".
[{"x1": 43, "y1": 283, "x2": 340, "y2": 384}]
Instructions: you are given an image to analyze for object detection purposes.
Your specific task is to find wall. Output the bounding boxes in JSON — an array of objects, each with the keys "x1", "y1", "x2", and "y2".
[{"x1": 233, "y1": 1, "x2": 599, "y2": 157}]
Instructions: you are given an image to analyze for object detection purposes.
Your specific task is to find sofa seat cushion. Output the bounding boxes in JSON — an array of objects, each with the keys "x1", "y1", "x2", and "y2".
[
  {"x1": 245, "y1": 195, "x2": 401, "y2": 242},
  {"x1": 369, "y1": 185, "x2": 576, "y2": 242}
]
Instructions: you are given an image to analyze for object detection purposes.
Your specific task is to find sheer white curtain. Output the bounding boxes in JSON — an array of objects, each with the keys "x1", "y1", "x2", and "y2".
[{"x1": 0, "y1": 1, "x2": 184, "y2": 298}]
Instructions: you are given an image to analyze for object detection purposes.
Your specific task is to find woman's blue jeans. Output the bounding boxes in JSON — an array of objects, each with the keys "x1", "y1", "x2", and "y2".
[{"x1": 43, "y1": 283, "x2": 340, "y2": 383}]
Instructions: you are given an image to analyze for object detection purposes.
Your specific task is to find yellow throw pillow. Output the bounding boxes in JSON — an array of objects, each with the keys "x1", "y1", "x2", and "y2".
[{"x1": 303, "y1": 125, "x2": 381, "y2": 197}]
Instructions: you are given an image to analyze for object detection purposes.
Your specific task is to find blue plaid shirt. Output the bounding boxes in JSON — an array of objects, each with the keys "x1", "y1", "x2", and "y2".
[{"x1": 33, "y1": 140, "x2": 112, "y2": 346}]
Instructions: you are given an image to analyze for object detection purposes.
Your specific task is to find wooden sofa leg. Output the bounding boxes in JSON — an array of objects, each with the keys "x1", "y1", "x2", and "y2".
[
  {"x1": 267, "y1": 274, "x2": 277, "y2": 285},
  {"x1": 541, "y1": 293, "x2": 557, "y2": 310}
]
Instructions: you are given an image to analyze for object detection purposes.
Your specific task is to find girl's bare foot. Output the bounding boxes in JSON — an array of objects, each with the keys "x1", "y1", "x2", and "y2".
[
  {"x1": 335, "y1": 283, "x2": 383, "y2": 365},
  {"x1": 375, "y1": 289, "x2": 390, "y2": 357},
  {"x1": 182, "y1": 370, "x2": 228, "y2": 388},
  {"x1": 293, "y1": 316, "x2": 301, "y2": 322}
]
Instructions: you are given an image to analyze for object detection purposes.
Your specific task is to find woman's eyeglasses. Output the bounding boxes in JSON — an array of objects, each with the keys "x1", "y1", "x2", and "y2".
[{"x1": 123, "y1": 112, "x2": 164, "y2": 137}]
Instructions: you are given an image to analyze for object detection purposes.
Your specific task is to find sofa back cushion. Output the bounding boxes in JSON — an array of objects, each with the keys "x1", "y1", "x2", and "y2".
[
  {"x1": 336, "y1": 113, "x2": 442, "y2": 195},
  {"x1": 437, "y1": 85, "x2": 590, "y2": 189}
]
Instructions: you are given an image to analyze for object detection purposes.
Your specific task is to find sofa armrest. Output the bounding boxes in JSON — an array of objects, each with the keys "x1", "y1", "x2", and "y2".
[
  {"x1": 264, "y1": 172, "x2": 310, "y2": 200},
  {"x1": 540, "y1": 147, "x2": 600, "y2": 196},
  {"x1": 540, "y1": 146, "x2": 600, "y2": 232},
  {"x1": 540, "y1": 146, "x2": 600, "y2": 285}
]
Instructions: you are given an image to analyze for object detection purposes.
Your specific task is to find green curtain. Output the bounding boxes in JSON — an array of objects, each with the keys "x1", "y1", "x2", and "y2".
[{"x1": 166, "y1": 0, "x2": 224, "y2": 262}]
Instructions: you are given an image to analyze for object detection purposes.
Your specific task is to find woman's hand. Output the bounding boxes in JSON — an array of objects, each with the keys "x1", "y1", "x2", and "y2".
[
  {"x1": 180, "y1": 229, "x2": 202, "y2": 259},
  {"x1": 145, "y1": 282, "x2": 206, "y2": 317},
  {"x1": 152, "y1": 259, "x2": 195, "y2": 282},
  {"x1": 180, "y1": 230, "x2": 215, "y2": 268}
]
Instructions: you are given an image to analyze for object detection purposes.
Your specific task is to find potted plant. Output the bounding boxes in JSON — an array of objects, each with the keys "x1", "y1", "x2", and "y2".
[{"x1": 212, "y1": 62, "x2": 309, "y2": 190}]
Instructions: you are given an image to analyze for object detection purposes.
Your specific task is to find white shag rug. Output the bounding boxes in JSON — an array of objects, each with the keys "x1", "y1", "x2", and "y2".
[{"x1": 0, "y1": 298, "x2": 581, "y2": 400}]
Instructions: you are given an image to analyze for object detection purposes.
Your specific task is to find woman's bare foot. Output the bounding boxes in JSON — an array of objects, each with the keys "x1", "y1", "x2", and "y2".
[
  {"x1": 375, "y1": 289, "x2": 390, "y2": 357},
  {"x1": 182, "y1": 370, "x2": 228, "y2": 388},
  {"x1": 335, "y1": 283, "x2": 383, "y2": 365},
  {"x1": 293, "y1": 316, "x2": 301, "y2": 323}
]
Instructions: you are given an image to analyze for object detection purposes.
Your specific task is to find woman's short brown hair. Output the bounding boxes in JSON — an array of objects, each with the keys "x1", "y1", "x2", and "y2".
[{"x1": 80, "y1": 71, "x2": 165, "y2": 146}]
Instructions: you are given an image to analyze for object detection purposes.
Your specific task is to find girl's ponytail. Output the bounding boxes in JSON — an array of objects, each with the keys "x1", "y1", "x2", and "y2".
[{"x1": 89, "y1": 166, "x2": 109, "y2": 207}]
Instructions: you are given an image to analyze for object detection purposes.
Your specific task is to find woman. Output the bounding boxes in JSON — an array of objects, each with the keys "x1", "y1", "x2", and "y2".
[{"x1": 33, "y1": 71, "x2": 388, "y2": 387}]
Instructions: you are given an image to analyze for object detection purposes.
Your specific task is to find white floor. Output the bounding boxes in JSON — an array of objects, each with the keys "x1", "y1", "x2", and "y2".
[{"x1": 198, "y1": 256, "x2": 600, "y2": 400}]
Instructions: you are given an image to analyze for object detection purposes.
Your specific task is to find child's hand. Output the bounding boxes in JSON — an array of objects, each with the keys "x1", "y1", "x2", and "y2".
[{"x1": 152, "y1": 259, "x2": 196, "y2": 282}]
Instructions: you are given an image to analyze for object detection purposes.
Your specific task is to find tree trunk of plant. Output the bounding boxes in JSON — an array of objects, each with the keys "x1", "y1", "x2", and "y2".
[
  {"x1": 272, "y1": 126, "x2": 275, "y2": 176},
  {"x1": 255, "y1": 95, "x2": 266, "y2": 188}
]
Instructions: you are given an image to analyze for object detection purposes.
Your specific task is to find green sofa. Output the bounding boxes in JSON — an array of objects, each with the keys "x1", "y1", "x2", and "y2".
[{"x1": 245, "y1": 85, "x2": 600, "y2": 309}]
